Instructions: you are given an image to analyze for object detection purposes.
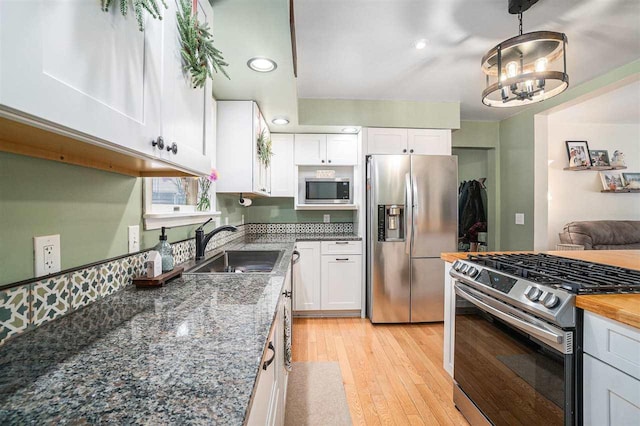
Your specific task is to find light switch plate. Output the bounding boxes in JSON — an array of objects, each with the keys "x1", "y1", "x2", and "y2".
[
  {"x1": 515, "y1": 213, "x2": 525, "y2": 225},
  {"x1": 34, "y1": 234, "x2": 61, "y2": 277},
  {"x1": 323, "y1": 214, "x2": 331, "y2": 223},
  {"x1": 128, "y1": 225, "x2": 140, "y2": 253}
]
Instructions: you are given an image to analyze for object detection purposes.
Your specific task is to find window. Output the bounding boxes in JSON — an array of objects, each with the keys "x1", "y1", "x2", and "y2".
[{"x1": 143, "y1": 177, "x2": 220, "y2": 230}]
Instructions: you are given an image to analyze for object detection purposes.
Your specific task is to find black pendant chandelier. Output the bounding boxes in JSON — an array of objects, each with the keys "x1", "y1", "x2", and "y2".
[{"x1": 481, "y1": 0, "x2": 569, "y2": 107}]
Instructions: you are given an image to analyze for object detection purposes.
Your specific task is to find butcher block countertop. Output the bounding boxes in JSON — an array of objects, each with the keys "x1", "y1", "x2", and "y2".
[{"x1": 441, "y1": 250, "x2": 640, "y2": 329}]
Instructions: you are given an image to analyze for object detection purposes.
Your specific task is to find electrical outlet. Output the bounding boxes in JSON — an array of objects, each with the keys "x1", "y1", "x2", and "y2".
[
  {"x1": 34, "y1": 234, "x2": 61, "y2": 277},
  {"x1": 128, "y1": 225, "x2": 140, "y2": 253},
  {"x1": 225, "y1": 217, "x2": 229, "y2": 225},
  {"x1": 515, "y1": 213, "x2": 525, "y2": 225},
  {"x1": 241, "y1": 214, "x2": 245, "y2": 225},
  {"x1": 323, "y1": 214, "x2": 331, "y2": 223}
]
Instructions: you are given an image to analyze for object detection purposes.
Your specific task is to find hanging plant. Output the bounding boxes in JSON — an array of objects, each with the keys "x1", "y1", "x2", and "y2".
[
  {"x1": 177, "y1": 0, "x2": 230, "y2": 88},
  {"x1": 101, "y1": 0, "x2": 167, "y2": 32},
  {"x1": 256, "y1": 129, "x2": 274, "y2": 168},
  {"x1": 196, "y1": 169, "x2": 218, "y2": 211}
]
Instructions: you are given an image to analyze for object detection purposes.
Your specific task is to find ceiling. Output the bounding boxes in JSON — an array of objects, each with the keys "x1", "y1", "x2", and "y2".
[
  {"x1": 211, "y1": 0, "x2": 640, "y2": 130},
  {"x1": 549, "y1": 78, "x2": 640, "y2": 124}
]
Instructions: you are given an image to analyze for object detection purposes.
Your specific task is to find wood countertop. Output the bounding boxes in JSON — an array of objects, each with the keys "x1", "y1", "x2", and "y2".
[{"x1": 441, "y1": 250, "x2": 640, "y2": 329}]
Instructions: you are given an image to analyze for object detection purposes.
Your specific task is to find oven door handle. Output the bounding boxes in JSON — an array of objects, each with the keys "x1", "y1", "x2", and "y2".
[{"x1": 455, "y1": 285, "x2": 564, "y2": 347}]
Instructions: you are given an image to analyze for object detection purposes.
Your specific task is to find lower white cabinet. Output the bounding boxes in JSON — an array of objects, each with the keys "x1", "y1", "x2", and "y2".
[
  {"x1": 293, "y1": 240, "x2": 362, "y2": 313},
  {"x1": 583, "y1": 311, "x2": 640, "y2": 426},
  {"x1": 321, "y1": 255, "x2": 362, "y2": 310},
  {"x1": 248, "y1": 264, "x2": 292, "y2": 425}
]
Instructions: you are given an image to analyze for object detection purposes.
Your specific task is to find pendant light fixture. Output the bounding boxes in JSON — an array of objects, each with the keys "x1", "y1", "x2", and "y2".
[{"x1": 481, "y1": 0, "x2": 569, "y2": 107}]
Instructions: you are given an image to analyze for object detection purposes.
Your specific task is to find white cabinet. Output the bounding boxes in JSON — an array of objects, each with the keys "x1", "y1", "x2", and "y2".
[
  {"x1": 0, "y1": 0, "x2": 214, "y2": 176},
  {"x1": 583, "y1": 311, "x2": 640, "y2": 426},
  {"x1": 293, "y1": 242, "x2": 321, "y2": 311},
  {"x1": 321, "y1": 255, "x2": 362, "y2": 310},
  {"x1": 294, "y1": 134, "x2": 357, "y2": 165},
  {"x1": 270, "y1": 134, "x2": 295, "y2": 197},
  {"x1": 443, "y1": 261, "x2": 455, "y2": 377},
  {"x1": 584, "y1": 354, "x2": 640, "y2": 426},
  {"x1": 216, "y1": 101, "x2": 271, "y2": 196},
  {"x1": 293, "y1": 240, "x2": 363, "y2": 314},
  {"x1": 365, "y1": 128, "x2": 451, "y2": 155}
]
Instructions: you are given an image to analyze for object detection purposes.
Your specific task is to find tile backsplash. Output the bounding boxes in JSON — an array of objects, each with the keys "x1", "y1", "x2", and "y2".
[{"x1": 0, "y1": 222, "x2": 353, "y2": 346}]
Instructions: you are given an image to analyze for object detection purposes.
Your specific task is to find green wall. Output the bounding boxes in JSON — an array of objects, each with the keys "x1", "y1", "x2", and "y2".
[
  {"x1": 498, "y1": 59, "x2": 640, "y2": 250},
  {"x1": 245, "y1": 197, "x2": 354, "y2": 223}
]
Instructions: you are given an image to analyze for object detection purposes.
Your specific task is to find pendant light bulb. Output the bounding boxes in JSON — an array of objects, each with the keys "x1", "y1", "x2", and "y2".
[
  {"x1": 535, "y1": 57, "x2": 548, "y2": 72},
  {"x1": 506, "y1": 61, "x2": 519, "y2": 78}
]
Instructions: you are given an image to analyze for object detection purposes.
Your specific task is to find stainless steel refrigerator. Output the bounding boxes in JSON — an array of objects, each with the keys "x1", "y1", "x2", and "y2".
[{"x1": 366, "y1": 155, "x2": 458, "y2": 323}]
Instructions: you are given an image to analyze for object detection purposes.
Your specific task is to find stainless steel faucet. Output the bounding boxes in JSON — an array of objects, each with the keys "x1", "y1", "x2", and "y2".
[{"x1": 195, "y1": 218, "x2": 238, "y2": 260}]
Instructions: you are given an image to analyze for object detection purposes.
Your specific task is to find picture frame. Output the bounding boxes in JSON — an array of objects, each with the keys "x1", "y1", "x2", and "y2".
[
  {"x1": 589, "y1": 150, "x2": 610, "y2": 167},
  {"x1": 565, "y1": 141, "x2": 591, "y2": 167},
  {"x1": 599, "y1": 171, "x2": 624, "y2": 191},
  {"x1": 622, "y1": 172, "x2": 640, "y2": 189}
]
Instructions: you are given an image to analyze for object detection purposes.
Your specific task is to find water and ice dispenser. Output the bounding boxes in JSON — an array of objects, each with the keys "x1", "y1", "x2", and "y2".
[{"x1": 377, "y1": 204, "x2": 405, "y2": 241}]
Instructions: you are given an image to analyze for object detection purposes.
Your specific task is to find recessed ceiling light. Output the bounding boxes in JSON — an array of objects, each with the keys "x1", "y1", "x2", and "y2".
[
  {"x1": 342, "y1": 127, "x2": 358, "y2": 133},
  {"x1": 247, "y1": 57, "x2": 277, "y2": 72},
  {"x1": 272, "y1": 117, "x2": 289, "y2": 125},
  {"x1": 413, "y1": 39, "x2": 428, "y2": 50}
]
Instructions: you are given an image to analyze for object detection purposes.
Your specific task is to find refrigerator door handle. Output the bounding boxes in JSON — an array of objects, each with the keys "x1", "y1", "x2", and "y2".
[
  {"x1": 411, "y1": 174, "x2": 418, "y2": 256},
  {"x1": 405, "y1": 173, "x2": 412, "y2": 255}
]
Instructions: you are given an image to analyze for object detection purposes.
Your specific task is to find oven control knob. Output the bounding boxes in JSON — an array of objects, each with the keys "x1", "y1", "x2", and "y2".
[
  {"x1": 525, "y1": 286, "x2": 542, "y2": 301},
  {"x1": 543, "y1": 294, "x2": 560, "y2": 309},
  {"x1": 467, "y1": 267, "x2": 479, "y2": 278},
  {"x1": 453, "y1": 261, "x2": 462, "y2": 271},
  {"x1": 460, "y1": 264, "x2": 469, "y2": 274}
]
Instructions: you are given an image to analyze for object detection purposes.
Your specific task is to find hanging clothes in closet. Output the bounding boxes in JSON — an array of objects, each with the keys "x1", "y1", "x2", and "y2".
[{"x1": 458, "y1": 179, "x2": 487, "y2": 250}]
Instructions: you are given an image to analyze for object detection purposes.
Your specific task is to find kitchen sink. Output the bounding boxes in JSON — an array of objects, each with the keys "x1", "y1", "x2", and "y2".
[{"x1": 187, "y1": 250, "x2": 283, "y2": 274}]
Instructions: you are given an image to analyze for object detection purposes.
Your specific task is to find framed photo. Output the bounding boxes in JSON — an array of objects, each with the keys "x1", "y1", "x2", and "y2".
[
  {"x1": 599, "y1": 171, "x2": 624, "y2": 191},
  {"x1": 589, "y1": 150, "x2": 610, "y2": 167},
  {"x1": 566, "y1": 141, "x2": 590, "y2": 167},
  {"x1": 622, "y1": 172, "x2": 640, "y2": 189}
]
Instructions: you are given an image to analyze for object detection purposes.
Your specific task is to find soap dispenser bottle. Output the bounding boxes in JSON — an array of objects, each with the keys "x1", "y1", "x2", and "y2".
[{"x1": 154, "y1": 227, "x2": 174, "y2": 272}]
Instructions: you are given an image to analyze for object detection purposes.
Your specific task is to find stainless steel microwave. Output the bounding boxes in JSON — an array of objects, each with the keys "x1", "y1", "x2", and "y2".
[{"x1": 305, "y1": 178, "x2": 351, "y2": 204}]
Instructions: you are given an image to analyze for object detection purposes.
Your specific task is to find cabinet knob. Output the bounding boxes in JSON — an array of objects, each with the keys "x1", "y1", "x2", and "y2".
[
  {"x1": 328, "y1": 160, "x2": 332, "y2": 163},
  {"x1": 166, "y1": 143, "x2": 178, "y2": 154},
  {"x1": 321, "y1": 160, "x2": 325, "y2": 163},
  {"x1": 410, "y1": 149, "x2": 414, "y2": 153},
  {"x1": 402, "y1": 149, "x2": 407, "y2": 153},
  {"x1": 152, "y1": 136, "x2": 164, "y2": 149}
]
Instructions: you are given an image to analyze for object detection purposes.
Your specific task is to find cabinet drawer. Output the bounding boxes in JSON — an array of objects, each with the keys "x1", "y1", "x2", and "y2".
[
  {"x1": 583, "y1": 354, "x2": 640, "y2": 426},
  {"x1": 584, "y1": 311, "x2": 640, "y2": 380},
  {"x1": 321, "y1": 241, "x2": 362, "y2": 255}
]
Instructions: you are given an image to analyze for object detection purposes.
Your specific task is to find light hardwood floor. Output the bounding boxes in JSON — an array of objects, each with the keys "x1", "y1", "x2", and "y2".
[{"x1": 292, "y1": 318, "x2": 469, "y2": 426}]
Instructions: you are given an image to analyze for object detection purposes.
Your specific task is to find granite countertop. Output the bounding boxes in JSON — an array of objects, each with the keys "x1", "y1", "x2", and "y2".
[{"x1": 0, "y1": 240, "x2": 295, "y2": 424}]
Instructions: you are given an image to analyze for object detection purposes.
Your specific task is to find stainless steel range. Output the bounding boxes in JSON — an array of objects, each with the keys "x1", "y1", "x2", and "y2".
[{"x1": 449, "y1": 253, "x2": 640, "y2": 426}]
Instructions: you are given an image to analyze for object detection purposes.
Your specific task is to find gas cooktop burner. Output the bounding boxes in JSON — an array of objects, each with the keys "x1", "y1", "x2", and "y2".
[{"x1": 466, "y1": 253, "x2": 640, "y2": 294}]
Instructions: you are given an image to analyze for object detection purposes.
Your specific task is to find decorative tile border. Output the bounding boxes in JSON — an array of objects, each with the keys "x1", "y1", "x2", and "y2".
[{"x1": 0, "y1": 222, "x2": 352, "y2": 346}]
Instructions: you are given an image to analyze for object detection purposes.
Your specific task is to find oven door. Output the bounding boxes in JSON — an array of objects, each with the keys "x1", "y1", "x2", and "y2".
[{"x1": 453, "y1": 281, "x2": 575, "y2": 426}]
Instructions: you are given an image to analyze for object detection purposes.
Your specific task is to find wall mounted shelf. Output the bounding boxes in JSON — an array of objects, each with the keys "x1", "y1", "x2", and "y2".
[
  {"x1": 600, "y1": 189, "x2": 640, "y2": 193},
  {"x1": 564, "y1": 165, "x2": 627, "y2": 171}
]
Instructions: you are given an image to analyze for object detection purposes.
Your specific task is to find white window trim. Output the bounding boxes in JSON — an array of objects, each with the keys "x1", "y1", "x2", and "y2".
[{"x1": 143, "y1": 178, "x2": 220, "y2": 230}]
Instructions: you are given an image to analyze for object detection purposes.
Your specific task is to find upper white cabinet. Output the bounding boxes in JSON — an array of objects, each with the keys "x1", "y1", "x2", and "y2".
[
  {"x1": 216, "y1": 101, "x2": 271, "y2": 196},
  {"x1": 294, "y1": 134, "x2": 357, "y2": 166},
  {"x1": 271, "y1": 134, "x2": 295, "y2": 197},
  {"x1": 364, "y1": 128, "x2": 451, "y2": 155},
  {"x1": 0, "y1": 0, "x2": 214, "y2": 176}
]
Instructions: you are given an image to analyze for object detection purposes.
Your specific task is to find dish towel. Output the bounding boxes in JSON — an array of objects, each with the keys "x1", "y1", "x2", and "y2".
[{"x1": 284, "y1": 306, "x2": 292, "y2": 372}]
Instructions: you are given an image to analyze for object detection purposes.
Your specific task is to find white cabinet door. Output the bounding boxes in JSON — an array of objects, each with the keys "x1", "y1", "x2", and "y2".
[
  {"x1": 584, "y1": 354, "x2": 640, "y2": 426},
  {"x1": 247, "y1": 322, "x2": 278, "y2": 426},
  {"x1": 294, "y1": 134, "x2": 327, "y2": 165},
  {"x1": 408, "y1": 129, "x2": 452, "y2": 155},
  {"x1": 159, "y1": 0, "x2": 213, "y2": 175},
  {"x1": 293, "y1": 242, "x2": 321, "y2": 311},
  {"x1": 0, "y1": 0, "x2": 162, "y2": 159},
  {"x1": 321, "y1": 255, "x2": 362, "y2": 310},
  {"x1": 365, "y1": 128, "x2": 408, "y2": 154},
  {"x1": 326, "y1": 134, "x2": 358, "y2": 165},
  {"x1": 271, "y1": 134, "x2": 295, "y2": 197}
]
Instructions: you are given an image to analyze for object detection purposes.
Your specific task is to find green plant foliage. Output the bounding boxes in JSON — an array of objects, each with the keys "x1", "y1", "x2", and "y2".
[
  {"x1": 102, "y1": 0, "x2": 168, "y2": 32},
  {"x1": 177, "y1": 0, "x2": 230, "y2": 88},
  {"x1": 256, "y1": 129, "x2": 274, "y2": 168}
]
